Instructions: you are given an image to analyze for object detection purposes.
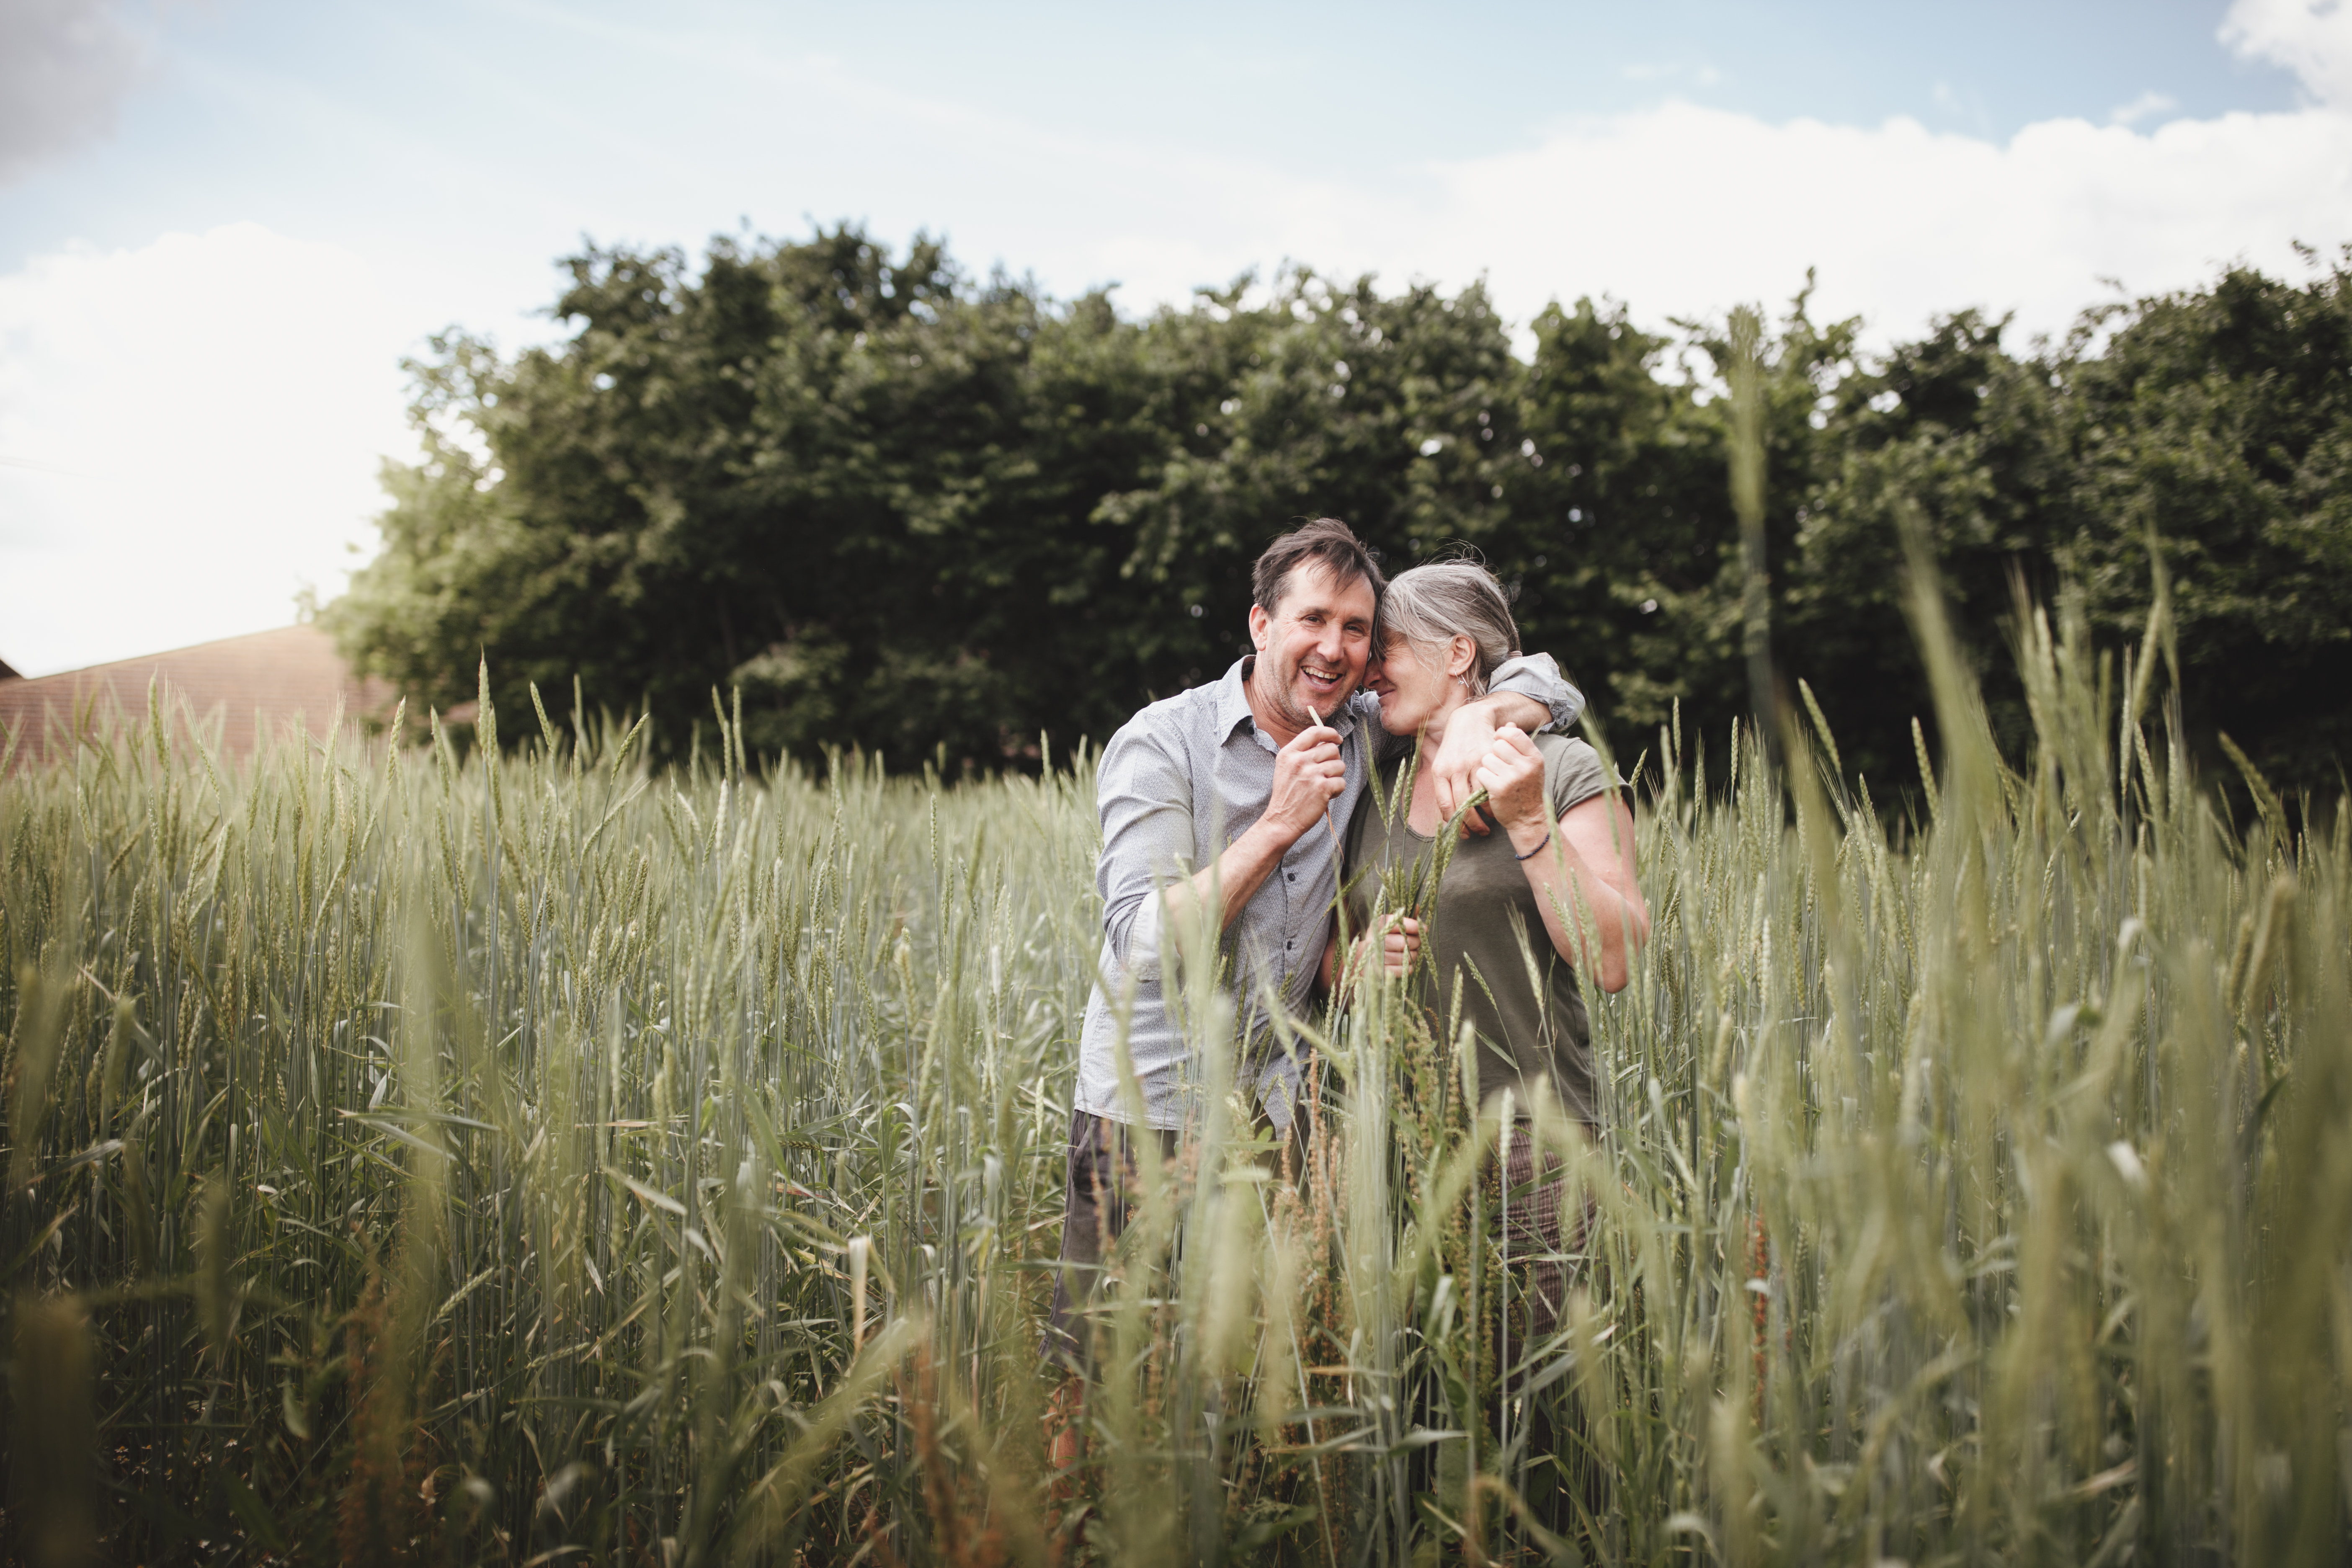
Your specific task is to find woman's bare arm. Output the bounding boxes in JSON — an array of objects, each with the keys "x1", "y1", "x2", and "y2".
[{"x1": 1518, "y1": 792, "x2": 1649, "y2": 992}]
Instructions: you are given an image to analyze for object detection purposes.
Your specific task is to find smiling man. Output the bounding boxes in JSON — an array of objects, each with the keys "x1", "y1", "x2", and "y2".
[{"x1": 1044, "y1": 518, "x2": 1582, "y2": 1377}]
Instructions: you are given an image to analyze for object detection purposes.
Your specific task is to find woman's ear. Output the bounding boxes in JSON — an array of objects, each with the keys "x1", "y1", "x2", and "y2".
[{"x1": 1447, "y1": 635, "x2": 1477, "y2": 680}]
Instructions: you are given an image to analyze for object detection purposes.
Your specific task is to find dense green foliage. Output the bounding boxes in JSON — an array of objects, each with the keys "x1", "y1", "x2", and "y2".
[
  {"x1": 330, "y1": 232, "x2": 2352, "y2": 790},
  {"x1": 7, "y1": 582, "x2": 2352, "y2": 1563}
]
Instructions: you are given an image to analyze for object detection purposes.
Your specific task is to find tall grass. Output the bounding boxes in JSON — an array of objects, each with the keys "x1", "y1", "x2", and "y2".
[{"x1": 3, "y1": 575, "x2": 2347, "y2": 1564}]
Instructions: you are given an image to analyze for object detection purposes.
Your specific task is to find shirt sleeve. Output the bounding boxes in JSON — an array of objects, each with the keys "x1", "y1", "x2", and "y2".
[
  {"x1": 1095, "y1": 716, "x2": 1197, "y2": 984},
  {"x1": 1488, "y1": 652, "x2": 1585, "y2": 733},
  {"x1": 1544, "y1": 737, "x2": 1613, "y2": 817},
  {"x1": 1338, "y1": 772, "x2": 1376, "y2": 936}
]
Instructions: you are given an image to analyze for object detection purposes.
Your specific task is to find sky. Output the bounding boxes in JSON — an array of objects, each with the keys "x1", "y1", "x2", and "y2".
[{"x1": 2, "y1": 0, "x2": 2349, "y2": 676}]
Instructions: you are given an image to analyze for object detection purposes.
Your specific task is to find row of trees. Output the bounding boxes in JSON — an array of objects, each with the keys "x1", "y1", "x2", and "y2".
[{"x1": 329, "y1": 229, "x2": 2352, "y2": 791}]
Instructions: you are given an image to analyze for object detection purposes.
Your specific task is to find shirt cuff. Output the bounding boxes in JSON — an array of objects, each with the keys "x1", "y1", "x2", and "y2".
[{"x1": 1489, "y1": 651, "x2": 1586, "y2": 732}]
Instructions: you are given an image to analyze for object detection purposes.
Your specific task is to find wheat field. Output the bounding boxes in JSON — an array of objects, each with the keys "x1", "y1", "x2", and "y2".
[{"x1": 2, "y1": 579, "x2": 2346, "y2": 1565}]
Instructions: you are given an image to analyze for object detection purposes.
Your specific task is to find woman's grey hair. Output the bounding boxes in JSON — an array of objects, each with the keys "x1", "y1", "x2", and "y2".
[{"x1": 1376, "y1": 560, "x2": 1522, "y2": 695}]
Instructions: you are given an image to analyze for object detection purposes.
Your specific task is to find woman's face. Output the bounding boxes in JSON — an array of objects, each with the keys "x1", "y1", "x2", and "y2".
[{"x1": 1368, "y1": 632, "x2": 1467, "y2": 738}]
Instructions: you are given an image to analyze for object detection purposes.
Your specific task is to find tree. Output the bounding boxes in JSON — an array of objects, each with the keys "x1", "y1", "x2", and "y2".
[
  {"x1": 338, "y1": 230, "x2": 1124, "y2": 765},
  {"x1": 333, "y1": 235, "x2": 1560, "y2": 768},
  {"x1": 2060, "y1": 251, "x2": 2352, "y2": 793},
  {"x1": 332, "y1": 230, "x2": 2352, "y2": 791},
  {"x1": 1779, "y1": 309, "x2": 2067, "y2": 781}
]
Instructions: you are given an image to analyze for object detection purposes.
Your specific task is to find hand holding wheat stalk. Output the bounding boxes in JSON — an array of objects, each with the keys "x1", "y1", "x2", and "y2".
[{"x1": 1350, "y1": 727, "x2": 1493, "y2": 991}]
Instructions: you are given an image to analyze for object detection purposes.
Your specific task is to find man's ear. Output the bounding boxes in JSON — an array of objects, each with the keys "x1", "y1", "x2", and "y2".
[{"x1": 1248, "y1": 603, "x2": 1272, "y2": 652}]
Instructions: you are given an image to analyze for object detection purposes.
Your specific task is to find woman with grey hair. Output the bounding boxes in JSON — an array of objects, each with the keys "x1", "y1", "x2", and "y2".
[
  {"x1": 1332, "y1": 558, "x2": 1649, "y2": 1044},
  {"x1": 1323, "y1": 557, "x2": 1650, "y2": 1502}
]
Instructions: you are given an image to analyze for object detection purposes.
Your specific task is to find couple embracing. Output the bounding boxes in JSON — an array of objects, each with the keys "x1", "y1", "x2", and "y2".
[{"x1": 1046, "y1": 518, "x2": 1651, "y2": 1403}]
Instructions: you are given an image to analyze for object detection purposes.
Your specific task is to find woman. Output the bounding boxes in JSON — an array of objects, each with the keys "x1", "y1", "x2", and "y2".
[{"x1": 1325, "y1": 557, "x2": 1649, "y2": 1342}]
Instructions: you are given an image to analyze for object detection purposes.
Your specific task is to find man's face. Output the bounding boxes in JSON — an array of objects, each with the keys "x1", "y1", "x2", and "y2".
[{"x1": 1247, "y1": 561, "x2": 1378, "y2": 734}]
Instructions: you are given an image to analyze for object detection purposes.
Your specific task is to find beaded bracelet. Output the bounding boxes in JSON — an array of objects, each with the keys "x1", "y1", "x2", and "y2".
[{"x1": 1514, "y1": 828, "x2": 1552, "y2": 861}]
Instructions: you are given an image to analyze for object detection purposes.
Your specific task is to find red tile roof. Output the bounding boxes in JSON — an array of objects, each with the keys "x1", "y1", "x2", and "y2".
[{"x1": 0, "y1": 625, "x2": 397, "y2": 767}]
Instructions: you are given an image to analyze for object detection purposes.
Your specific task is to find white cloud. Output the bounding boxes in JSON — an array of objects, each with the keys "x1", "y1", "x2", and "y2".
[
  {"x1": 2110, "y1": 90, "x2": 2180, "y2": 126},
  {"x1": 0, "y1": 0, "x2": 147, "y2": 186},
  {"x1": 0, "y1": 224, "x2": 415, "y2": 675},
  {"x1": 1368, "y1": 101, "x2": 2352, "y2": 351},
  {"x1": 2223, "y1": 0, "x2": 2352, "y2": 106},
  {"x1": 1048, "y1": 97, "x2": 2352, "y2": 363},
  {"x1": 457, "y1": 8, "x2": 2352, "y2": 353}
]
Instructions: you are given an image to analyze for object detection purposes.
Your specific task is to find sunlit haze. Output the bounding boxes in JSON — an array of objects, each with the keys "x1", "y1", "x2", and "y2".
[{"x1": 2, "y1": 0, "x2": 2347, "y2": 674}]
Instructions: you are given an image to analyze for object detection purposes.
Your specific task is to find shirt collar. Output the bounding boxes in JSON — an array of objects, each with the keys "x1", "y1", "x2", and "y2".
[{"x1": 1221, "y1": 656, "x2": 1360, "y2": 743}]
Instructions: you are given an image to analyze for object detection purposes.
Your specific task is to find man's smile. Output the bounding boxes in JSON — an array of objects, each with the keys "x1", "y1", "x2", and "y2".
[{"x1": 1243, "y1": 558, "x2": 1378, "y2": 739}]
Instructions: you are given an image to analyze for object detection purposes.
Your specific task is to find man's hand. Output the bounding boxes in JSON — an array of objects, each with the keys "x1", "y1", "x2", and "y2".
[
  {"x1": 1263, "y1": 722, "x2": 1345, "y2": 844},
  {"x1": 1430, "y1": 692, "x2": 1551, "y2": 835},
  {"x1": 1158, "y1": 721, "x2": 1344, "y2": 946}
]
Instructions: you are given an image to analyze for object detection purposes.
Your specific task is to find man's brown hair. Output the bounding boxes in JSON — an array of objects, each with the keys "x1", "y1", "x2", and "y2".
[{"x1": 1252, "y1": 518, "x2": 1386, "y2": 616}]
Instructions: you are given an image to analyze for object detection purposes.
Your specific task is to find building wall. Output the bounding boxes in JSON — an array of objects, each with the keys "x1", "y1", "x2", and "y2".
[{"x1": 0, "y1": 625, "x2": 395, "y2": 767}]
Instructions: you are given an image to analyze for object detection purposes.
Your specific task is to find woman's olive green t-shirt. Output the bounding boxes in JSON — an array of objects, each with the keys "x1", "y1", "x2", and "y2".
[{"x1": 1341, "y1": 733, "x2": 1611, "y2": 1124}]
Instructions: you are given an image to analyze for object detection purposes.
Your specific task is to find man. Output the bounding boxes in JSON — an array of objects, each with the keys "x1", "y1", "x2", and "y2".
[{"x1": 1044, "y1": 518, "x2": 1582, "y2": 1375}]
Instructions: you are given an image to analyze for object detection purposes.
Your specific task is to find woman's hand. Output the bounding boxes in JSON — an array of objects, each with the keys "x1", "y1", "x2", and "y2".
[
  {"x1": 1345, "y1": 914, "x2": 1422, "y2": 984},
  {"x1": 1428, "y1": 693, "x2": 1553, "y2": 835},
  {"x1": 1473, "y1": 725, "x2": 1550, "y2": 850},
  {"x1": 1375, "y1": 914, "x2": 1421, "y2": 977}
]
